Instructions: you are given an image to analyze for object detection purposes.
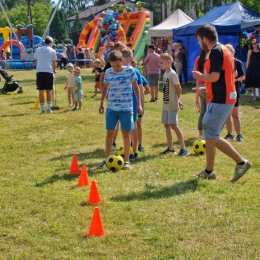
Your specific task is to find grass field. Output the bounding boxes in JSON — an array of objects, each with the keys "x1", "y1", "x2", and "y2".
[{"x1": 0, "y1": 68, "x2": 259, "y2": 260}]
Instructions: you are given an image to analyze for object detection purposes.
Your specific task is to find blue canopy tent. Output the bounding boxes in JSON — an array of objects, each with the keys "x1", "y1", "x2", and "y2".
[{"x1": 172, "y1": 1, "x2": 260, "y2": 81}]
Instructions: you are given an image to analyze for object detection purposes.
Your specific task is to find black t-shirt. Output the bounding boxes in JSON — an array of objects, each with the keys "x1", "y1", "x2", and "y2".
[
  {"x1": 103, "y1": 62, "x2": 111, "y2": 72},
  {"x1": 234, "y1": 58, "x2": 245, "y2": 92},
  {"x1": 93, "y1": 67, "x2": 103, "y2": 82}
]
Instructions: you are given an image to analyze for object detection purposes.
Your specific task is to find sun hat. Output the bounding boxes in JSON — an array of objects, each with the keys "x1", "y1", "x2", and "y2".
[
  {"x1": 73, "y1": 67, "x2": 81, "y2": 73},
  {"x1": 66, "y1": 63, "x2": 74, "y2": 68},
  {"x1": 95, "y1": 59, "x2": 100, "y2": 63}
]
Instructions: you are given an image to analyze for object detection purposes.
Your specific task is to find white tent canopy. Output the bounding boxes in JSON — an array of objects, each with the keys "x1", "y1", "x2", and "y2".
[{"x1": 148, "y1": 9, "x2": 194, "y2": 38}]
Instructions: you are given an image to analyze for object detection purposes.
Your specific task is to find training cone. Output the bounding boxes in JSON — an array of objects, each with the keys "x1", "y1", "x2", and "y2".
[
  {"x1": 78, "y1": 165, "x2": 89, "y2": 186},
  {"x1": 68, "y1": 155, "x2": 80, "y2": 174},
  {"x1": 88, "y1": 180, "x2": 102, "y2": 204},
  {"x1": 87, "y1": 207, "x2": 105, "y2": 237}
]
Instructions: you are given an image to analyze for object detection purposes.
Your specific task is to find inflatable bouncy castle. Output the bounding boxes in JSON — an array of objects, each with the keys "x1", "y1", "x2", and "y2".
[{"x1": 76, "y1": 1, "x2": 150, "y2": 60}]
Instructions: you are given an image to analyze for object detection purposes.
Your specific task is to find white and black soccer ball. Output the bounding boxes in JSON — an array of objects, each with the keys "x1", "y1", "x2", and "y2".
[
  {"x1": 106, "y1": 154, "x2": 124, "y2": 172},
  {"x1": 192, "y1": 139, "x2": 206, "y2": 155}
]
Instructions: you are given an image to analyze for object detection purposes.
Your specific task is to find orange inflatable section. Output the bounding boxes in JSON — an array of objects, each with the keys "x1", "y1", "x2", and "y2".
[{"x1": 1, "y1": 40, "x2": 25, "y2": 59}]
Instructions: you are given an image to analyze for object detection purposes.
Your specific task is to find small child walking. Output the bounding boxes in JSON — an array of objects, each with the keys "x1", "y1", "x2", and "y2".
[
  {"x1": 72, "y1": 67, "x2": 83, "y2": 110},
  {"x1": 158, "y1": 53, "x2": 189, "y2": 157},
  {"x1": 92, "y1": 59, "x2": 102, "y2": 97},
  {"x1": 64, "y1": 63, "x2": 75, "y2": 107}
]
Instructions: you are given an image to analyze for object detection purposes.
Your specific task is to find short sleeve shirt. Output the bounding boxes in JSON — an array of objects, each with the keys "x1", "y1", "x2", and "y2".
[
  {"x1": 34, "y1": 46, "x2": 57, "y2": 73},
  {"x1": 73, "y1": 76, "x2": 83, "y2": 95},
  {"x1": 144, "y1": 52, "x2": 160, "y2": 74},
  {"x1": 104, "y1": 66, "x2": 137, "y2": 112},
  {"x1": 162, "y1": 69, "x2": 180, "y2": 111}
]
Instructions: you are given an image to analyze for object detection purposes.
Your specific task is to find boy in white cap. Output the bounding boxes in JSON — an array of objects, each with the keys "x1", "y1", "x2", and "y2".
[
  {"x1": 72, "y1": 67, "x2": 83, "y2": 110},
  {"x1": 64, "y1": 62, "x2": 75, "y2": 107}
]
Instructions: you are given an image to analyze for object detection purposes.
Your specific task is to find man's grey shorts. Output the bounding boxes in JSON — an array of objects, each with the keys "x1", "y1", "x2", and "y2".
[
  {"x1": 203, "y1": 103, "x2": 234, "y2": 139},
  {"x1": 161, "y1": 110, "x2": 178, "y2": 125},
  {"x1": 147, "y1": 74, "x2": 160, "y2": 87}
]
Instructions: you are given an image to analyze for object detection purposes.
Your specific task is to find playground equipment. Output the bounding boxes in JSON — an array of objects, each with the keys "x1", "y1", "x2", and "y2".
[{"x1": 76, "y1": 1, "x2": 150, "y2": 61}]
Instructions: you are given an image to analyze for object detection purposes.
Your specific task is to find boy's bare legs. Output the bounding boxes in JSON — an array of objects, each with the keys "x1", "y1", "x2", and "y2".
[
  {"x1": 171, "y1": 124, "x2": 185, "y2": 149},
  {"x1": 225, "y1": 116, "x2": 232, "y2": 134},
  {"x1": 112, "y1": 124, "x2": 119, "y2": 148},
  {"x1": 205, "y1": 138, "x2": 244, "y2": 171},
  {"x1": 137, "y1": 117, "x2": 143, "y2": 147},
  {"x1": 121, "y1": 130, "x2": 131, "y2": 162},
  {"x1": 106, "y1": 130, "x2": 115, "y2": 158},
  {"x1": 131, "y1": 122, "x2": 138, "y2": 154},
  {"x1": 165, "y1": 125, "x2": 173, "y2": 149},
  {"x1": 155, "y1": 85, "x2": 159, "y2": 99},
  {"x1": 150, "y1": 86, "x2": 155, "y2": 100}
]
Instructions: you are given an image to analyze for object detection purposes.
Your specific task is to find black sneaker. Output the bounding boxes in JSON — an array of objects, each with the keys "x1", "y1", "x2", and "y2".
[
  {"x1": 130, "y1": 152, "x2": 139, "y2": 162},
  {"x1": 155, "y1": 97, "x2": 159, "y2": 101},
  {"x1": 112, "y1": 142, "x2": 116, "y2": 149},
  {"x1": 149, "y1": 99, "x2": 155, "y2": 102},
  {"x1": 159, "y1": 147, "x2": 176, "y2": 155},
  {"x1": 138, "y1": 145, "x2": 145, "y2": 152},
  {"x1": 224, "y1": 133, "x2": 234, "y2": 140},
  {"x1": 236, "y1": 134, "x2": 243, "y2": 142},
  {"x1": 98, "y1": 161, "x2": 106, "y2": 168}
]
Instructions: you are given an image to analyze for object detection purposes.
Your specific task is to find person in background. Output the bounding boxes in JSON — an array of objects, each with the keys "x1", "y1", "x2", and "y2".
[
  {"x1": 62, "y1": 43, "x2": 67, "y2": 56},
  {"x1": 72, "y1": 67, "x2": 83, "y2": 110},
  {"x1": 177, "y1": 40, "x2": 188, "y2": 84},
  {"x1": 105, "y1": 42, "x2": 114, "y2": 63},
  {"x1": 142, "y1": 44, "x2": 160, "y2": 102},
  {"x1": 194, "y1": 49, "x2": 208, "y2": 139},
  {"x1": 57, "y1": 52, "x2": 68, "y2": 70},
  {"x1": 89, "y1": 47, "x2": 95, "y2": 68},
  {"x1": 92, "y1": 59, "x2": 102, "y2": 98},
  {"x1": 245, "y1": 39, "x2": 260, "y2": 100},
  {"x1": 224, "y1": 44, "x2": 245, "y2": 142},
  {"x1": 173, "y1": 43, "x2": 183, "y2": 82},
  {"x1": 76, "y1": 47, "x2": 85, "y2": 68},
  {"x1": 0, "y1": 49, "x2": 6, "y2": 68},
  {"x1": 66, "y1": 45, "x2": 71, "y2": 60},
  {"x1": 34, "y1": 36, "x2": 57, "y2": 114},
  {"x1": 70, "y1": 46, "x2": 76, "y2": 64},
  {"x1": 64, "y1": 62, "x2": 75, "y2": 107}
]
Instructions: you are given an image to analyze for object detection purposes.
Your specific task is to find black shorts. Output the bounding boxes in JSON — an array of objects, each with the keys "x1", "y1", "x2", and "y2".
[{"x1": 36, "y1": 72, "x2": 54, "y2": 90}]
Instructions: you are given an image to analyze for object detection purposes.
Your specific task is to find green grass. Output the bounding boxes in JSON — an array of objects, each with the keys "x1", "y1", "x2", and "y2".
[{"x1": 0, "y1": 68, "x2": 260, "y2": 260}]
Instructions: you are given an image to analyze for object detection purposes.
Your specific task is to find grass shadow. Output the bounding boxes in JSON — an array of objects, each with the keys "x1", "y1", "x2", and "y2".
[
  {"x1": 111, "y1": 179, "x2": 199, "y2": 201},
  {"x1": 1, "y1": 113, "x2": 27, "y2": 117},
  {"x1": 35, "y1": 173, "x2": 79, "y2": 187}
]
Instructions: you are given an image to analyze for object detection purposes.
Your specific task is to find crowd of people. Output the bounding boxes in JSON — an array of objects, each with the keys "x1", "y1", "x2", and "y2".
[{"x1": 35, "y1": 27, "x2": 253, "y2": 181}]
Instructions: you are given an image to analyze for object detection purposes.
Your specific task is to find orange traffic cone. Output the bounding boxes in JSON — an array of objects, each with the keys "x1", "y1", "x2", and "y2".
[
  {"x1": 87, "y1": 207, "x2": 105, "y2": 236},
  {"x1": 78, "y1": 165, "x2": 89, "y2": 186},
  {"x1": 88, "y1": 180, "x2": 102, "y2": 204},
  {"x1": 68, "y1": 155, "x2": 80, "y2": 174}
]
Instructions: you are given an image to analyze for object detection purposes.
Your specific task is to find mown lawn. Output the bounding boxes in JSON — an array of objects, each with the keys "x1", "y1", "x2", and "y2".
[{"x1": 0, "y1": 68, "x2": 259, "y2": 260}]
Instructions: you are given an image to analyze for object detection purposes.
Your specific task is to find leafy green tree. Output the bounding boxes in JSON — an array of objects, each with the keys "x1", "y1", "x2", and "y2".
[
  {"x1": 0, "y1": 0, "x2": 51, "y2": 10},
  {"x1": 49, "y1": 9, "x2": 67, "y2": 42},
  {"x1": 70, "y1": 13, "x2": 82, "y2": 45}
]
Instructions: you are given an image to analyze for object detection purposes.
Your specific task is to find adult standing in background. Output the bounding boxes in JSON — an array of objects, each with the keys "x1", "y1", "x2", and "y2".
[
  {"x1": 70, "y1": 46, "x2": 76, "y2": 63},
  {"x1": 245, "y1": 39, "x2": 260, "y2": 100},
  {"x1": 173, "y1": 43, "x2": 183, "y2": 82},
  {"x1": 142, "y1": 44, "x2": 160, "y2": 102},
  {"x1": 34, "y1": 36, "x2": 57, "y2": 114},
  {"x1": 177, "y1": 40, "x2": 188, "y2": 84},
  {"x1": 224, "y1": 44, "x2": 245, "y2": 142}
]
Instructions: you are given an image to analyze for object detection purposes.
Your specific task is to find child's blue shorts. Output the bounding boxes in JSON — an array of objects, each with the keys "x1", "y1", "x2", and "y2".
[{"x1": 106, "y1": 110, "x2": 134, "y2": 131}]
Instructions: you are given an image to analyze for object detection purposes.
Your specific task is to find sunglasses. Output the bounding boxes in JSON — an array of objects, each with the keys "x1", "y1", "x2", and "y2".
[{"x1": 252, "y1": 42, "x2": 257, "y2": 45}]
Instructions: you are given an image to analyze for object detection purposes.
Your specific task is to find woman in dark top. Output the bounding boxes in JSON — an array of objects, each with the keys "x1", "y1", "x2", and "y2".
[{"x1": 245, "y1": 39, "x2": 260, "y2": 100}]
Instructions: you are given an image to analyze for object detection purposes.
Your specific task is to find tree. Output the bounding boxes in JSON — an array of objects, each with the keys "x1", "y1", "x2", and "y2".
[
  {"x1": 0, "y1": 0, "x2": 51, "y2": 10},
  {"x1": 70, "y1": 13, "x2": 82, "y2": 45},
  {"x1": 49, "y1": 9, "x2": 67, "y2": 42},
  {"x1": 59, "y1": 0, "x2": 91, "y2": 17}
]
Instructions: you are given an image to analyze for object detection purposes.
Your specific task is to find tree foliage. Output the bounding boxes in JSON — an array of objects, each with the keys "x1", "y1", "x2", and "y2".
[
  {"x1": 49, "y1": 9, "x2": 67, "y2": 42},
  {"x1": 0, "y1": 2, "x2": 51, "y2": 36},
  {"x1": 70, "y1": 13, "x2": 82, "y2": 45}
]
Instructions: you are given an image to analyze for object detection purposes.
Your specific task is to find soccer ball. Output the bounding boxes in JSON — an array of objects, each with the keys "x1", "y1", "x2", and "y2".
[
  {"x1": 192, "y1": 139, "x2": 206, "y2": 155},
  {"x1": 117, "y1": 146, "x2": 134, "y2": 157},
  {"x1": 106, "y1": 154, "x2": 124, "y2": 172}
]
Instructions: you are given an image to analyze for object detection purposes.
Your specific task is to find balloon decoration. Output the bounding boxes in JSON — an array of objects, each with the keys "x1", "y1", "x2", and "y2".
[
  {"x1": 98, "y1": 10, "x2": 120, "y2": 46},
  {"x1": 135, "y1": 1, "x2": 147, "y2": 12}
]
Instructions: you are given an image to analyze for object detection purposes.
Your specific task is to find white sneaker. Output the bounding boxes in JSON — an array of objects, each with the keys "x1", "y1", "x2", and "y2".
[
  {"x1": 231, "y1": 160, "x2": 252, "y2": 182},
  {"x1": 47, "y1": 109, "x2": 53, "y2": 114}
]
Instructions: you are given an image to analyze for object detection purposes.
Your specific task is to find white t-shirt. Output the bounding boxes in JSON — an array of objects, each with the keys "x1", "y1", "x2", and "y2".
[
  {"x1": 66, "y1": 72, "x2": 75, "y2": 88},
  {"x1": 162, "y1": 69, "x2": 180, "y2": 112},
  {"x1": 104, "y1": 66, "x2": 137, "y2": 112},
  {"x1": 34, "y1": 46, "x2": 57, "y2": 73}
]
